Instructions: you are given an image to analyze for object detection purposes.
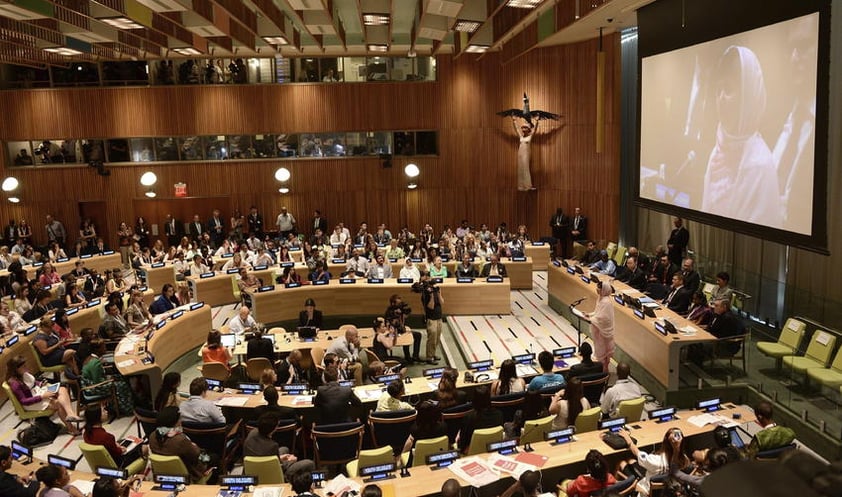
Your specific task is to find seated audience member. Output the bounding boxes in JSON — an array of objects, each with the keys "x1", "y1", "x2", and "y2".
[
  {"x1": 92, "y1": 475, "x2": 144, "y2": 497},
  {"x1": 237, "y1": 268, "x2": 262, "y2": 292},
  {"x1": 687, "y1": 299, "x2": 746, "y2": 364},
  {"x1": 456, "y1": 385, "x2": 503, "y2": 453},
  {"x1": 618, "y1": 427, "x2": 690, "y2": 497},
  {"x1": 313, "y1": 367, "x2": 362, "y2": 424},
  {"x1": 154, "y1": 372, "x2": 182, "y2": 412},
  {"x1": 254, "y1": 385, "x2": 295, "y2": 421},
  {"x1": 371, "y1": 317, "x2": 408, "y2": 371},
  {"x1": 83, "y1": 406, "x2": 143, "y2": 467},
  {"x1": 202, "y1": 330, "x2": 232, "y2": 369},
  {"x1": 679, "y1": 258, "x2": 701, "y2": 292},
  {"x1": 429, "y1": 256, "x2": 448, "y2": 278},
  {"x1": 326, "y1": 326, "x2": 363, "y2": 384},
  {"x1": 33, "y1": 317, "x2": 78, "y2": 376},
  {"x1": 617, "y1": 256, "x2": 647, "y2": 291},
  {"x1": 368, "y1": 254, "x2": 393, "y2": 279},
  {"x1": 180, "y1": 377, "x2": 226, "y2": 424},
  {"x1": 228, "y1": 306, "x2": 257, "y2": 336},
  {"x1": 480, "y1": 254, "x2": 507, "y2": 277},
  {"x1": 149, "y1": 406, "x2": 211, "y2": 483},
  {"x1": 568, "y1": 342, "x2": 604, "y2": 379},
  {"x1": 600, "y1": 363, "x2": 642, "y2": 417},
  {"x1": 309, "y1": 261, "x2": 332, "y2": 283},
  {"x1": 589, "y1": 250, "x2": 616, "y2": 276},
  {"x1": 100, "y1": 303, "x2": 129, "y2": 340},
  {"x1": 645, "y1": 254, "x2": 677, "y2": 299},
  {"x1": 663, "y1": 273, "x2": 692, "y2": 315},
  {"x1": 500, "y1": 470, "x2": 544, "y2": 497},
  {"x1": 375, "y1": 380, "x2": 413, "y2": 412},
  {"x1": 321, "y1": 353, "x2": 351, "y2": 383},
  {"x1": 491, "y1": 359, "x2": 526, "y2": 396},
  {"x1": 577, "y1": 241, "x2": 600, "y2": 265},
  {"x1": 691, "y1": 425, "x2": 743, "y2": 467},
  {"x1": 290, "y1": 471, "x2": 318, "y2": 497},
  {"x1": 82, "y1": 339, "x2": 134, "y2": 415},
  {"x1": 5, "y1": 355, "x2": 79, "y2": 434},
  {"x1": 0, "y1": 301, "x2": 26, "y2": 334},
  {"x1": 399, "y1": 258, "x2": 421, "y2": 282},
  {"x1": 149, "y1": 284, "x2": 177, "y2": 315},
  {"x1": 454, "y1": 254, "x2": 478, "y2": 278},
  {"x1": 385, "y1": 294, "x2": 422, "y2": 364},
  {"x1": 671, "y1": 447, "x2": 737, "y2": 493},
  {"x1": 105, "y1": 268, "x2": 128, "y2": 295},
  {"x1": 124, "y1": 290, "x2": 151, "y2": 330},
  {"x1": 686, "y1": 291, "x2": 713, "y2": 326},
  {"x1": 64, "y1": 284, "x2": 87, "y2": 309},
  {"x1": 12, "y1": 287, "x2": 32, "y2": 319},
  {"x1": 277, "y1": 349, "x2": 309, "y2": 385},
  {"x1": 385, "y1": 239, "x2": 405, "y2": 260},
  {"x1": 244, "y1": 412, "x2": 315, "y2": 481},
  {"x1": 504, "y1": 390, "x2": 548, "y2": 438},
  {"x1": 24, "y1": 289, "x2": 53, "y2": 322},
  {"x1": 344, "y1": 249, "x2": 370, "y2": 277},
  {"x1": 298, "y1": 298, "x2": 323, "y2": 329},
  {"x1": 401, "y1": 400, "x2": 447, "y2": 464},
  {"x1": 746, "y1": 400, "x2": 796, "y2": 458},
  {"x1": 527, "y1": 351, "x2": 566, "y2": 392},
  {"x1": 711, "y1": 271, "x2": 734, "y2": 302},
  {"x1": 260, "y1": 369, "x2": 278, "y2": 389},
  {"x1": 276, "y1": 266, "x2": 300, "y2": 286},
  {"x1": 84, "y1": 268, "x2": 106, "y2": 298},
  {"x1": 0, "y1": 444, "x2": 39, "y2": 497},
  {"x1": 246, "y1": 329, "x2": 275, "y2": 362},
  {"x1": 34, "y1": 464, "x2": 83, "y2": 497},
  {"x1": 550, "y1": 377, "x2": 589, "y2": 429},
  {"x1": 563, "y1": 449, "x2": 617, "y2": 497},
  {"x1": 435, "y1": 367, "x2": 468, "y2": 409}
]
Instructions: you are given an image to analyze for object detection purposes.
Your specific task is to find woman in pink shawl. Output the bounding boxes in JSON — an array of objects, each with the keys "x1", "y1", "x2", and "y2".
[{"x1": 589, "y1": 281, "x2": 615, "y2": 372}]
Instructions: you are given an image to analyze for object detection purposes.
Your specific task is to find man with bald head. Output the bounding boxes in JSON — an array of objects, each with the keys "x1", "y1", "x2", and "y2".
[
  {"x1": 228, "y1": 305, "x2": 257, "y2": 335},
  {"x1": 441, "y1": 479, "x2": 461, "y2": 497},
  {"x1": 327, "y1": 326, "x2": 363, "y2": 384}
]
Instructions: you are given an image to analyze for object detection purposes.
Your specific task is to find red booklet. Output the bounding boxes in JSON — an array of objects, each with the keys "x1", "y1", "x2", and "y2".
[{"x1": 515, "y1": 452, "x2": 549, "y2": 468}]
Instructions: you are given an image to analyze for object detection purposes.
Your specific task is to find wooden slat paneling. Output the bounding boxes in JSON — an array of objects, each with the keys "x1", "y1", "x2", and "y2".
[{"x1": 0, "y1": 36, "x2": 621, "y2": 249}]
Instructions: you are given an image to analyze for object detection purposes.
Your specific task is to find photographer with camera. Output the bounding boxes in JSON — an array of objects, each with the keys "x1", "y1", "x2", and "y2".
[
  {"x1": 413, "y1": 271, "x2": 444, "y2": 364},
  {"x1": 385, "y1": 294, "x2": 422, "y2": 363}
]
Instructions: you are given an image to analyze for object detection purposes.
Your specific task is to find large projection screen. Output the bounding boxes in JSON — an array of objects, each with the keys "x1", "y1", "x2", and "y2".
[{"x1": 638, "y1": 12, "x2": 825, "y2": 248}]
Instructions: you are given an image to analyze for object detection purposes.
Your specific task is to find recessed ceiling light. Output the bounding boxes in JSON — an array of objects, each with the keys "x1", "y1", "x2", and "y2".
[
  {"x1": 43, "y1": 47, "x2": 83, "y2": 56},
  {"x1": 144, "y1": 191, "x2": 157, "y2": 198},
  {"x1": 173, "y1": 47, "x2": 202, "y2": 56},
  {"x1": 8, "y1": 197, "x2": 20, "y2": 203},
  {"x1": 367, "y1": 44, "x2": 388, "y2": 52},
  {"x1": 363, "y1": 14, "x2": 390, "y2": 26},
  {"x1": 263, "y1": 36, "x2": 288, "y2": 45},
  {"x1": 506, "y1": 0, "x2": 541, "y2": 8},
  {"x1": 100, "y1": 17, "x2": 145, "y2": 30},
  {"x1": 454, "y1": 20, "x2": 482, "y2": 33},
  {"x1": 465, "y1": 44, "x2": 490, "y2": 53}
]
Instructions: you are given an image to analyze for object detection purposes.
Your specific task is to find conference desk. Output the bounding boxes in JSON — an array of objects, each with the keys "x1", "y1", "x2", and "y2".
[
  {"x1": 326, "y1": 258, "x2": 534, "y2": 290},
  {"x1": 231, "y1": 327, "x2": 414, "y2": 357},
  {"x1": 244, "y1": 278, "x2": 511, "y2": 324},
  {"x1": 0, "y1": 252, "x2": 122, "y2": 279},
  {"x1": 114, "y1": 304, "x2": 213, "y2": 395},
  {"x1": 524, "y1": 243, "x2": 551, "y2": 270},
  {"x1": 547, "y1": 263, "x2": 717, "y2": 395},
  {"x1": 186, "y1": 268, "x2": 276, "y2": 307},
  {"x1": 144, "y1": 263, "x2": 177, "y2": 292}
]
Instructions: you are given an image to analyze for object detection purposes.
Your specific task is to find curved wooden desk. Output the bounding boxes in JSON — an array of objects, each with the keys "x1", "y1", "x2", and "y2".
[
  {"x1": 244, "y1": 278, "x2": 511, "y2": 324},
  {"x1": 186, "y1": 268, "x2": 276, "y2": 307},
  {"x1": 231, "y1": 328, "x2": 414, "y2": 356},
  {"x1": 114, "y1": 304, "x2": 213, "y2": 395}
]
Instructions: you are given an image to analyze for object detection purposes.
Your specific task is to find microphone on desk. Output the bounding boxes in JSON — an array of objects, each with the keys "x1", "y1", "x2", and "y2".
[{"x1": 570, "y1": 296, "x2": 588, "y2": 306}]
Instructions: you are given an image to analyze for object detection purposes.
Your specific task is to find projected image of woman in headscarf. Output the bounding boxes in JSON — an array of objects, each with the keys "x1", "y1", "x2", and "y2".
[{"x1": 702, "y1": 46, "x2": 781, "y2": 228}]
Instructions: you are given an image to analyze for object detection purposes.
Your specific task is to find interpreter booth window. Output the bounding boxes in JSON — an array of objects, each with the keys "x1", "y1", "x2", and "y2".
[
  {"x1": 299, "y1": 133, "x2": 346, "y2": 157},
  {"x1": 106, "y1": 139, "x2": 131, "y2": 163},
  {"x1": 415, "y1": 131, "x2": 438, "y2": 154},
  {"x1": 394, "y1": 132, "x2": 415, "y2": 155},
  {"x1": 365, "y1": 57, "x2": 391, "y2": 81},
  {"x1": 227, "y1": 135, "x2": 253, "y2": 159},
  {"x1": 344, "y1": 132, "x2": 391, "y2": 155},
  {"x1": 101, "y1": 61, "x2": 149, "y2": 86},
  {"x1": 319, "y1": 58, "x2": 343, "y2": 82},
  {"x1": 178, "y1": 137, "x2": 205, "y2": 160},
  {"x1": 81, "y1": 140, "x2": 105, "y2": 164},
  {"x1": 51, "y1": 63, "x2": 99, "y2": 87},
  {"x1": 342, "y1": 57, "x2": 368, "y2": 82},
  {"x1": 293, "y1": 59, "x2": 320, "y2": 82},
  {"x1": 275, "y1": 134, "x2": 298, "y2": 157},
  {"x1": 252, "y1": 134, "x2": 277, "y2": 158},
  {"x1": 155, "y1": 137, "x2": 179, "y2": 161},
  {"x1": 204, "y1": 136, "x2": 227, "y2": 160},
  {"x1": 245, "y1": 58, "x2": 273, "y2": 83},
  {"x1": 0, "y1": 64, "x2": 50, "y2": 89},
  {"x1": 129, "y1": 139, "x2": 155, "y2": 162},
  {"x1": 7, "y1": 142, "x2": 33, "y2": 166},
  {"x1": 31, "y1": 140, "x2": 82, "y2": 164}
]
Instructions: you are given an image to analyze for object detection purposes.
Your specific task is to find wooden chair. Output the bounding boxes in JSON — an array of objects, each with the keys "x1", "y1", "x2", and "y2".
[
  {"x1": 580, "y1": 372, "x2": 610, "y2": 407},
  {"x1": 79, "y1": 441, "x2": 147, "y2": 476},
  {"x1": 363, "y1": 348, "x2": 401, "y2": 370},
  {"x1": 466, "y1": 426, "x2": 503, "y2": 456},
  {"x1": 243, "y1": 456, "x2": 284, "y2": 484},
  {"x1": 134, "y1": 407, "x2": 157, "y2": 438},
  {"x1": 757, "y1": 319, "x2": 807, "y2": 370},
  {"x1": 311, "y1": 421, "x2": 364, "y2": 469},
  {"x1": 246, "y1": 357, "x2": 274, "y2": 382},
  {"x1": 181, "y1": 419, "x2": 242, "y2": 473},
  {"x1": 441, "y1": 404, "x2": 474, "y2": 444},
  {"x1": 616, "y1": 397, "x2": 646, "y2": 422},
  {"x1": 490, "y1": 392, "x2": 526, "y2": 424},
  {"x1": 28, "y1": 340, "x2": 65, "y2": 381},
  {"x1": 368, "y1": 409, "x2": 417, "y2": 455},
  {"x1": 310, "y1": 346, "x2": 326, "y2": 372},
  {"x1": 201, "y1": 361, "x2": 231, "y2": 382},
  {"x1": 2, "y1": 381, "x2": 54, "y2": 428},
  {"x1": 710, "y1": 332, "x2": 749, "y2": 371},
  {"x1": 574, "y1": 406, "x2": 602, "y2": 434},
  {"x1": 78, "y1": 378, "x2": 120, "y2": 417},
  {"x1": 346, "y1": 446, "x2": 394, "y2": 477}
]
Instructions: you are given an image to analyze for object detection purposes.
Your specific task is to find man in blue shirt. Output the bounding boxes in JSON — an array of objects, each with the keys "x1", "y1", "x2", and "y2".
[{"x1": 527, "y1": 351, "x2": 566, "y2": 392}]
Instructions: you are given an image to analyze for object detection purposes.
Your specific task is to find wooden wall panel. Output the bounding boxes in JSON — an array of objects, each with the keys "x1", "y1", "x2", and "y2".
[{"x1": 0, "y1": 35, "x2": 622, "y2": 250}]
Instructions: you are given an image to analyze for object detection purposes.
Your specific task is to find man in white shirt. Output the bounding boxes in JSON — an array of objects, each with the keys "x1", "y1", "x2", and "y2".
[
  {"x1": 229, "y1": 306, "x2": 257, "y2": 336},
  {"x1": 368, "y1": 254, "x2": 393, "y2": 279},
  {"x1": 344, "y1": 249, "x2": 370, "y2": 277},
  {"x1": 600, "y1": 363, "x2": 642, "y2": 417},
  {"x1": 329, "y1": 226, "x2": 348, "y2": 246},
  {"x1": 188, "y1": 254, "x2": 209, "y2": 276},
  {"x1": 399, "y1": 258, "x2": 421, "y2": 281},
  {"x1": 180, "y1": 377, "x2": 226, "y2": 424},
  {"x1": 276, "y1": 207, "x2": 296, "y2": 240}
]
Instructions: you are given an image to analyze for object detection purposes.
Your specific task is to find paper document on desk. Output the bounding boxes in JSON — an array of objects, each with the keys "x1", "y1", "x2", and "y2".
[
  {"x1": 71, "y1": 480, "x2": 95, "y2": 495},
  {"x1": 214, "y1": 396, "x2": 249, "y2": 407},
  {"x1": 487, "y1": 453, "x2": 538, "y2": 478},
  {"x1": 357, "y1": 388, "x2": 384, "y2": 400},
  {"x1": 252, "y1": 487, "x2": 283, "y2": 497},
  {"x1": 116, "y1": 359, "x2": 136, "y2": 368},
  {"x1": 516, "y1": 364, "x2": 539, "y2": 377},
  {"x1": 324, "y1": 475, "x2": 361, "y2": 497},
  {"x1": 292, "y1": 395, "x2": 313, "y2": 405},
  {"x1": 642, "y1": 302, "x2": 660, "y2": 309},
  {"x1": 679, "y1": 325, "x2": 698, "y2": 335},
  {"x1": 687, "y1": 413, "x2": 736, "y2": 427},
  {"x1": 638, "y1": 297, "x2": 656, "y2": 304},
  {"x1": 571, "y1": 308, "x2": 588, "y2": 320},
  {"x1": 448, "y1": 456, "x2": 499, "y2": 487}
]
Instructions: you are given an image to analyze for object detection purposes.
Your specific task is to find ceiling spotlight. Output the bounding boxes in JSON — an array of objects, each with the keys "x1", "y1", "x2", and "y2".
[
  {"x1": 263, "y1": 36, "x2": 288, "y2": 45},
  {"x1": 274, "y1": 167, "x2": 291, "y2": 182},
  {"x1": 145, "y1": 191, "x2": 157, "y2": 198},
  {"x1": 465, "y1": 44, "x2": 490, "y2": 53},
  {"x1": 8, "y1": 197, "x2": 20, "y2": 203},
  {"x1": 140, "y1": 171, "x2": 157, "y2": 186},
  {"x1": 506, "y1": 0, "x2": 541, "y2": 8},
  {"x1": 367, "y1": 44, "x2": 388, "y2": 53},
  {"x1": 1, "y1": 177, "x2": 19, "y2": 192},
  {"x1": 173, "y1": 47, "x2": 202, "y2": 56},
  {"x1": 43, "y1": 47, "x2": 83, "y2": 55},
  {"x1": 278, "y1": 187, "x2": 290, "y2": 194},
  {"x1": 404, "y1": 163, "x2": 420, "y2": 178},
  {"x1": 407, "y1": 183, "x2": 418, "y2": 190},
  {"x1": 454, "y1": 20, "x2": 482, "y2": 33},
  {"x1": 100, "y1": 16, "x2": 145, "y2": 29},
  {"x1": 363, "y1": 14, "x2": 390, "y2": 26}
]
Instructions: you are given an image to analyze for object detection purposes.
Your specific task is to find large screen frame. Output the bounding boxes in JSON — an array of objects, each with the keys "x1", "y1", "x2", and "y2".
[{"x1": 635, "y1": 0, "x2": 831, "y2": 254}]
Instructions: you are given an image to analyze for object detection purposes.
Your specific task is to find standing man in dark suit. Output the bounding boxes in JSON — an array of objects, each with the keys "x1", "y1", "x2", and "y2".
[
  {"x1": 311, "y1": 210, "x2": 328, "y2": 239},
  {"x1": 188, "y1": 215, "x2": 203, "y2": 242},
  {"x1": 3, "y1": 220, "x2": 17, "y2": 248},
  {"x1": 164, "y1": 214, "x2": 181, "y2": 248},
  {"x1": 313, "y1": 367, "x2": 362, "y2": 424},
  {"x1": 248, "y1": 206, "x2": 263, "y2": 239},
  {"x1": 207, "y1": 209, "x2": 225, "y2": 249},
  {"x1": 549, "y1": 208, "x2": 569, "y2": 258},
  {"x1": 667, "y1": 217, "x2": 689, "y2": 267},
  {"x1": 569, "y1": 207, "x2": 588, "y2": 243},
  {"x1": 663, "y1": 273, "x2": 692, "y2": 315}
]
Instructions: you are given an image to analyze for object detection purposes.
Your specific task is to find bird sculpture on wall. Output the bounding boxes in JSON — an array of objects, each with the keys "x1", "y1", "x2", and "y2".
[{"x1": 497, "y1": 93, "x2": 561, "y2": 191}]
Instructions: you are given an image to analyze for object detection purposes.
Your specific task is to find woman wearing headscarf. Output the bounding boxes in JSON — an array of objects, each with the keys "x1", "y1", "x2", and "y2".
[
  {"x1": 589, "y1": 281, "x2": 615, "y2": 372},
  {"x1": 702, "y1": 45, "x2": 781, "y2": 227}
]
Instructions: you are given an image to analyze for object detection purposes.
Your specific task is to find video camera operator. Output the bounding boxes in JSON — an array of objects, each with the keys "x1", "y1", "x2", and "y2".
[
  {"x1": 412, "y1": 271, "x2": 444, "y2": 364},
  {"x1": 385, "y1": 294, "x2": 422, "y2": 364}
]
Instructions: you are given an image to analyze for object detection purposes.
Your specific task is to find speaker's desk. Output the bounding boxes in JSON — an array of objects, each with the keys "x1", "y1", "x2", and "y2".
[
  {"x1": 244, "y1": 278, "x2": 511, "y2": 324},
  {"x1": 114, "y1": 304, "x2": 213, "y2": 395},
  {"x1": 524, "y1": 243, "x2": 552, "y2": 270},
  {"x1": 547, "y1": 263, "x2": 716, "y2": 392}
]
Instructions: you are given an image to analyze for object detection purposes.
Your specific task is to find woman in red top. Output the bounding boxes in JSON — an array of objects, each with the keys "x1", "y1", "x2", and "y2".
[
  {"x1": 52, "y1": 309, "x2": 73, "y2": 341},
  {"x1": 565, "y1": 449, "x2": 616, "y2": 497},
  {"x1": 201, "y1": 330, "x2": 232, "y2": 370},
  {"x1": 83, "y1": 405, "x2": 128, "y2": 465},
  {"x1": 38, "y1": 262, "x2": 61, "y2": 286}
]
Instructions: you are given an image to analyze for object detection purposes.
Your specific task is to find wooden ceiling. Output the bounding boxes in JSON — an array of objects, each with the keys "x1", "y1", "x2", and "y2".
[{"x1": 0, "y1": 0, "x2": 650, "y2": 66}]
